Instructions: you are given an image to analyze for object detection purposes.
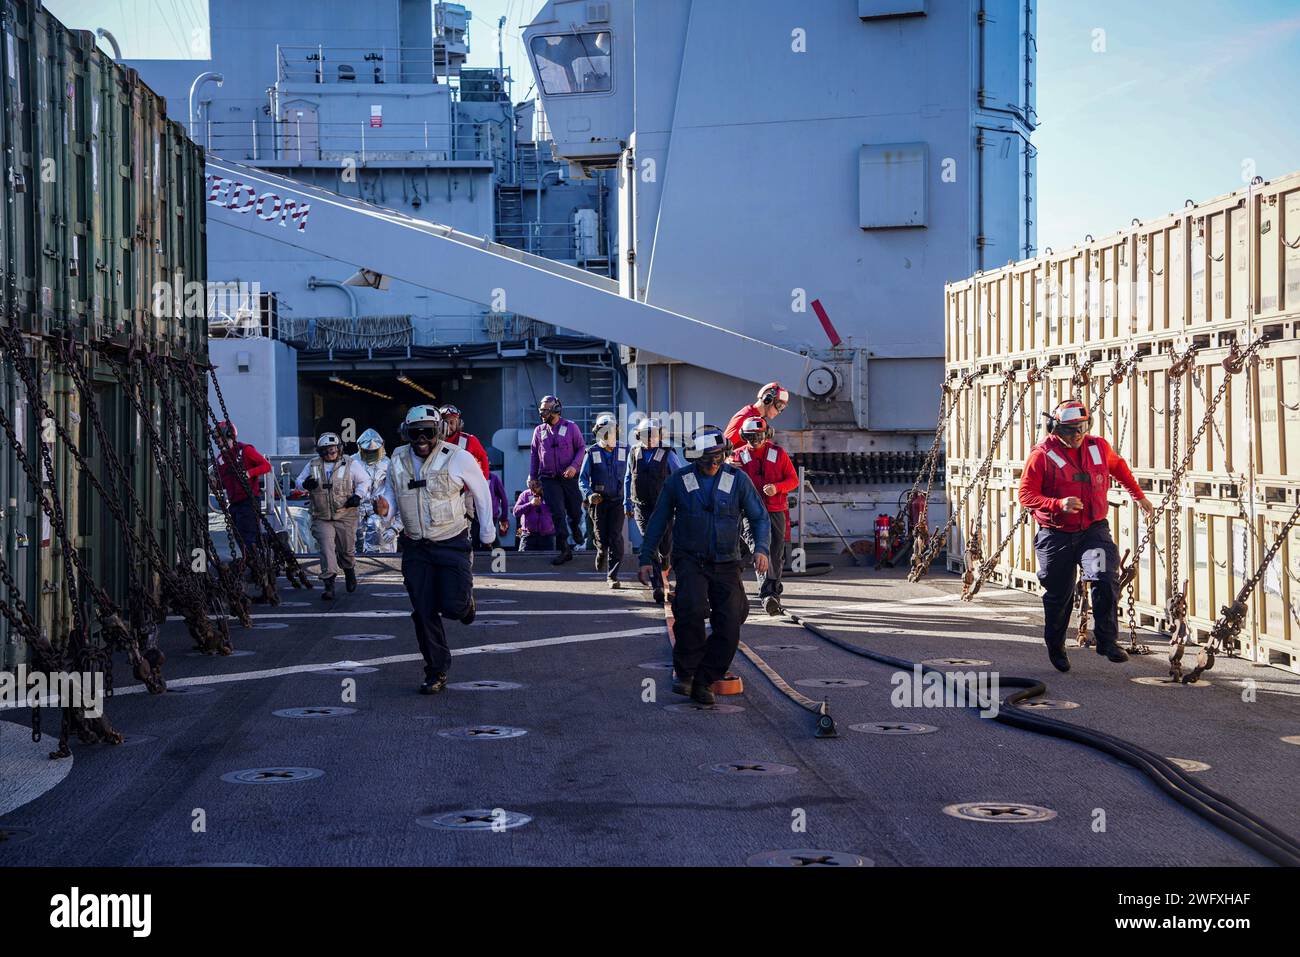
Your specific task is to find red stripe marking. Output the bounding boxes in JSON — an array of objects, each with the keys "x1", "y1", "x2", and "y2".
[{"x1": 810, "y1": 299, "x2": 842, "y2": 347}]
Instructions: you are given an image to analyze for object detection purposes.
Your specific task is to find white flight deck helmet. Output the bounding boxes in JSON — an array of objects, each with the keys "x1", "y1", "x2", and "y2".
[
  {"x1": 632, "y1": 417, "x2": 662, "y2": 447},
  {"x1": 316, "y1": 432, "x2": 342, "y2": 456},
  {"x1": 593, "y1": 411, "x2": 618, "y2": 444},
  {"x1": 400, "y1": 404, "x2": 447, "y2": 441},
  {"x1": 740, "y1": 415, "x2": 770, "y2": 449}
]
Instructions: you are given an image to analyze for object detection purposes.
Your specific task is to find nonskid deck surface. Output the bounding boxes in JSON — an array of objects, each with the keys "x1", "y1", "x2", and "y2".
[{"x1": 1, "y1": 554, "x2": 1294, "y2": 867}]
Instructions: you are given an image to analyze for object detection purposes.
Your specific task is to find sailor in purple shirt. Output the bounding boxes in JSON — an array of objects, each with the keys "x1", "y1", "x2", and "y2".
[
  {"x1": 529, "y1": 395, "x2": 587, "y2": 563},
  {"x1": 513, "y1": 478, "x2": 556, "y2": 550},
  {"x1": 488, "y1": 471, "x2": 510, "y2": 542}
]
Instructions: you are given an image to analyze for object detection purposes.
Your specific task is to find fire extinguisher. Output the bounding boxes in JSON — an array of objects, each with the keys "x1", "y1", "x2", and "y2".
[
  {"x1": 908, "y1": 492, "x2": 927, "y2": 536},
  {"x1": 874, "y1": 514, "x2": 892, "y2": 565}
]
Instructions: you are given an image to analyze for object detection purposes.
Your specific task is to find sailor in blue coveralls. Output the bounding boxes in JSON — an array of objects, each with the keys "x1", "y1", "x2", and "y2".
[
  {"x1": 578, "y1": 411, "x2": 629, "y2": 588},
  {"x1": 638, "y1": 426, "x2": 770, "y2": 705}
]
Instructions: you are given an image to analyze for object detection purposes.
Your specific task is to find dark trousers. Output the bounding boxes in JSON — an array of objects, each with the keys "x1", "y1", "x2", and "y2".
[
  {"x1": 1034, "y1": 520, "x2": 1121, "y2": 653},
  {"x1": 591, "y1": 500, "x2": 626, "y2": 580},
  {"x1": 540, "y1": 475, "x2": 584, "y2": 549},
  {"x1": 400, "y1": 530, "x2": 473, "y2": 680},
  {"x1": 740, "y1": 510, "x2": 786, "y2": 597},
  {"x1": 758, "y1": 511, "x2": 786, "y2": 598},
  {"x1": 520, "y1": 533, "x2": 556, "y2": 551},
  {"x1": 228, "y1": 499, "x2": 264, "y2": 575},
  {"x1": 635, "y1": 508, "x2": 673, "y2": 580},
  {"x1": 671, "y1": 553, "x2": 749, "y2": 685}
]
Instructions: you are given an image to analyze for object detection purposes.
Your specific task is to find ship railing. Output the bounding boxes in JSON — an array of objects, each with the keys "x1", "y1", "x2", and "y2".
[
  {"x1": 494, "y1": 221, "x2": 582, "y2": 259},
  {"x1": 202, "y1": 120, "x2": 493, "y2": 164},
  {"x1": 275, "y1": 44, "x2": 504, "y2": 87},
  {"x1": 279, "y1": 314, "x2": 555, "y2": 358}
]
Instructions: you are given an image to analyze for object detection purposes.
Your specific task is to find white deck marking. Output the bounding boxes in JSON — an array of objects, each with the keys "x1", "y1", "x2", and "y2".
[
  {"x1": 0, "y1": 719, "x2": 74, "y2": 816},
  {"x1": 169, "y1": 607, "x2": 656, "y2": 621},
  {"x1": 103, "y1": 626, "x2": 663, "y2": 697}
]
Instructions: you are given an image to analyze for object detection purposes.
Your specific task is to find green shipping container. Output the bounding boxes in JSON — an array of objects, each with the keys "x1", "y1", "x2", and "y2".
[{"x1": 1, "y1": 0, "x2": 208, "y2": 670}]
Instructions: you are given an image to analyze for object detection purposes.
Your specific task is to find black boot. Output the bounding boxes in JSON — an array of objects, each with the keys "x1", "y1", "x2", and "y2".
[
  {"x1": 1047, "y1": 645, "x2": 1070, "y2": 672},
  {"x1": 652, "y1": 586, "x2": 665, "y2": 605},
  {"x1": 690, "y1": 679, "x2": 716, "y2": 706},
  {"x1": 459, "y1": 593, "x2": 477, "y2": 625},
  {"x1": 420, "y1": 673, "x2": 447, "y2": 695},
  {"x1": 552, "y1": 547, "x2": 573, "y2": 566},
  {"x1": 1098, "y1": 644, "x2": 1130, "y2": 663},
  {"x1": 321, "y1": 576, "x2": 336, "y2": 601},
  {"x1": 671, "y1": 672, "x2": 693, "y2": 696},
  {"x1": 344, "y1": 567, "x2": 357, "y2": 593}
]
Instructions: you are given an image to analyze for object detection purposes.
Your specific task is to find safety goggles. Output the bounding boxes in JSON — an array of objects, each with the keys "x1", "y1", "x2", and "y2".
[{"x1": 408, "y1": 428, "x2": 436, "y2": 441}]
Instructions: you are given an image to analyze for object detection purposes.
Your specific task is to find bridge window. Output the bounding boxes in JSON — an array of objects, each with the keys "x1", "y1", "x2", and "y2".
[{"x1": 529, "y1": 32, "x2": 612, "y2": 95}]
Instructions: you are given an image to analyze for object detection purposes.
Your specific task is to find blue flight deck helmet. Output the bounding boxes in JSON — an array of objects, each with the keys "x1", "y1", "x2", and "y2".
[{"x1": 688, "y1": 425, "x2": 728, "y2": 467}]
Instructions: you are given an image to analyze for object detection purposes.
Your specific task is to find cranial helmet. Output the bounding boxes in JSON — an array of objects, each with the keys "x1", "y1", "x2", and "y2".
[
  {"x1": 593, "y1": 411, "x2": 617, "y2": 441},
  {"x1": 438, "y1": 404, "x2": 463, "y2": 428},
  {"x1": 215, "y1": 420, "x2": 237, "y2": 442},
  {"x1": 758, "y1": 382, "x2": 790, "y2": 408},
  {"x1": 740, "y1": 415, "x2": 770, "y2": 448},
  {"x1": 633, "y1": 417, "x2": 661, "y2": 446},
  {"x1": 538, "y1": 395, "x2": 562, "y2": 420},
  {"x1": 401, "y1": 404, "x2": 446, "y2": 441},
  {"x1": 1047, "y1": 399, "x2": 1091, "y2": 435},
  {"x1": 317, "y1": 432, "x2": 341, "y2": 450},
  {"x1": 688, "y1": 425, "x2": 728, "y2": 467}
]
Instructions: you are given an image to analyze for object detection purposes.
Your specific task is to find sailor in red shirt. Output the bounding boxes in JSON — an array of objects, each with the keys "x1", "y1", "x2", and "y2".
[
  {"x1": 724, "y1": 382, "x2": 790, "y2": 449},
  {"x1": 731, "y1": 415, "x2": 799, "y2": 615},
  {"x1": 1018, "y1": 399, "x2": 1156, "y2": 672},
  {"x1": 439, "y1": 404, "x2": 491, "y2": 479},
  {"x1": 213, "y1": 420, "x2": 274, "y2": 594}
]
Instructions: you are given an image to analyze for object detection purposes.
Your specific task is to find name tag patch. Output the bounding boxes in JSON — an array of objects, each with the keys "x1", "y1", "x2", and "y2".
[
  {"x1": 652, "y1": 449, "x2": 664, "y2": 463},
  {"x1": 1088, "y1": 444, "x2": 1103, "y2": 466},
  {"x1": 617, "y1": 447, "x2": 626, "y2": 461},
  {"x1": 766, "y1": 448, "x2": 778, "y2": 463},
  {"x1": 558, "y1": 425, "x2": 567, "y2": 437},
  {"x1": 682, "y1": 472, "x2": 700, "y2": 493},
  {"x1": 719, "y1": 471, "x2": 735, "y2": 494},
  {"x1": 739, "y1": 450, "x2": 752, "y2": 464}
]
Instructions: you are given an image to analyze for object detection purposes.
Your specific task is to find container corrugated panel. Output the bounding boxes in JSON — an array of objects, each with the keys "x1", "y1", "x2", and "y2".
[
  {"x1": 944, "y1": 169, "x2": 1300, "y2": 675},
  {"x1": 0, "y1": 0, "x2": 207, "y2": 669}
]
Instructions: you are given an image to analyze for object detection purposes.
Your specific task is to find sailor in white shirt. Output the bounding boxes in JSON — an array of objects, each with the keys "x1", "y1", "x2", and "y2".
[
  {"x1": 295, "y1": 432, "x2": 373, "y2": 599},
  {"x1": 373, "y1": 405, "x2": 495, "y2": 695}
]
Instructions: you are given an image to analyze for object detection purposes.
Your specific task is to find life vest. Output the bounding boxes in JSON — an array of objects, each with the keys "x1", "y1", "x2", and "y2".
[
  {"x1": 734, "y1": 442, "x2": 793, "y2": 512},
  {"x1": 307, "y1": 454, "x2": 358, "y2": 520},
  {"x1": 630, "y1": 447, "x2": 672, "y2": 512},
  {"x1": 671, "y1": 464, "x2": 746, "y2": 562},
  {"x1": 585, "y1": 443, "x2": 627, "y2": 496},
  {"x1": 388, "y1": 442, "x2": 468, "y2": 542},
  {"x1": 1035, "y1": 435, "x2": 1112, "y2": 527}
]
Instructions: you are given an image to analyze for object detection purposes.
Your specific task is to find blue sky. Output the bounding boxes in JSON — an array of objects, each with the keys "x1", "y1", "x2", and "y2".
[
  {"x1": 44, "y1": 1, "x2": 1300, "y2": 252},
  {"x1": 1035, "y1": 0, "x2": 1300, "y2": 249}
]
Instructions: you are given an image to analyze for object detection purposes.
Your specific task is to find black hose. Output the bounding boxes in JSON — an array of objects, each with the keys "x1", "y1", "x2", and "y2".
[{"x1": 786, "y1": 610, "x2": 1300, "y2": 867}]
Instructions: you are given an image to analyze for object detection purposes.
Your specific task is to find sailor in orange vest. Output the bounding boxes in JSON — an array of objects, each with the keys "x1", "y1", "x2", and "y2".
[{"x1": 1018, "y1": 400, "x2": 1155, "y2": 672}]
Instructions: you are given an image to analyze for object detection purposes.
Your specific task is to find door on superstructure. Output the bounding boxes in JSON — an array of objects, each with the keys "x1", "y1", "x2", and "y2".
[{"x1": 280, "y1": 101, "x2": 321, "y2": 162}]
